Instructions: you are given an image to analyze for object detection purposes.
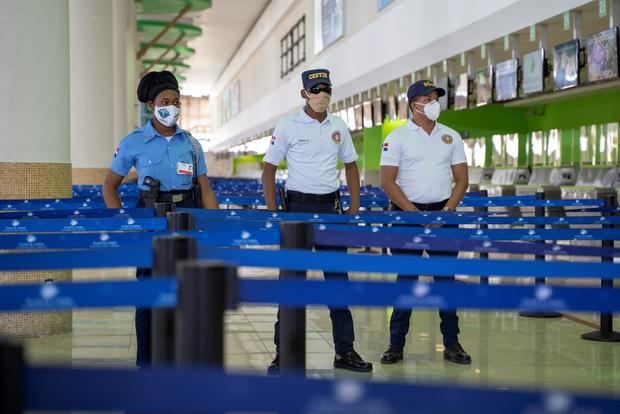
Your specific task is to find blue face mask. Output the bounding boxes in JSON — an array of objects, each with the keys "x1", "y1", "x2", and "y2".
[{"x1": 154, "y1": 105, "x2": 180, "y2": 127}]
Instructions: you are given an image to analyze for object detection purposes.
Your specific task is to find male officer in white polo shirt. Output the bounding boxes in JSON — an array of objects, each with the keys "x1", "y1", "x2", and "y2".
[
  {"x1": 379, "y1": 80, "x2": 471, "y2": 365},
  {"x1": 262, "y1": 68, "x2": 373, "y2": 374}
]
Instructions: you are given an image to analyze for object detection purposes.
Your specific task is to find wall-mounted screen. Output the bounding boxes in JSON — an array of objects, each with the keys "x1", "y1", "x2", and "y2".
[
  {"x1": 522, "y1": 49, "x2": 545, "y2": 95},
  {"x1": 362, "y1": 101, "x2": 373, "y2": 128},
  {"x1": 353, "y1": 104, "x2": 363, "y2": 131},
  {"x1": 553, "y1": 39, "x2": 579, "y2": 90},
  {"x1": 373, "y1": 98, "x2": 383, "y2": 125},
  {"x1": 454, "y1": 73, "x2": 469, "y2": 110},
  {"x1": 436, "y1": 76, "x2": 449, "y2": 110},
  {"x1": 397, "y1": 93, "x2": 409, "y2": 120},
  {"x1": 586, "y1": 27, "x2": 619, "y2": 82},
  {"x1": 475, "y1": 66, "x2": 493, "y2": 106},
  {"x1": 495, "y1": 58, "x2": 518, "y2": 102}
]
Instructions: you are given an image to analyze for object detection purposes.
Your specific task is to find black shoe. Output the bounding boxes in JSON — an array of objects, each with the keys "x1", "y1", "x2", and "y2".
[
  {"x1": 380, "y1": 346, "x2": 404, "y2": 364},
  {"x1": 334, "y1": 350, "x2": 373, "y2": 372},
  {"x1": 443, "y1": 343, "x2": 471, "y2": 364},
  {"x1": 267, "y1": 354, "x2": 279, "y2": 375}
]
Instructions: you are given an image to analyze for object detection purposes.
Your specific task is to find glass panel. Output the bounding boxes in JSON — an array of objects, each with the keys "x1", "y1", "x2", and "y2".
[
  {"x1": 464, "y1": 139, "x2": 474, "y2": 167},
  {"x1": 547, "y1": 129, "x2": 561, "y2": 166},
  {"x1": 531, "y1": 131, "x2": 545, "y2": 166},
  {"x1": 505, "y1": 133, "x2": 519, "y2": 167},
  {"x1": 492, "y1": 134, "x2": 505, "y2": 166},
  {"x1": 474, "y1": 138, "x2": 486, "y2": 167},
  {"x1": 579, "y1": 126, "x2": 595, "y2": 165}
]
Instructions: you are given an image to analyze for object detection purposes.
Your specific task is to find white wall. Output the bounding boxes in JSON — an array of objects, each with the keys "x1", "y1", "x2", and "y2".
[{"x1": 209, "y1": 0, "x2": 591, "y2": 152}]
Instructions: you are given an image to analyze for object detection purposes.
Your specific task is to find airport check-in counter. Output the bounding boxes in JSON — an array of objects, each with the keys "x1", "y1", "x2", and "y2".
[
  {"x1": 478, "y1": 167, "x2": 529, "y2": 213},
  {"x1": 468, "y1": 167, "x2": 494, "y2": 191},
  {"x1": 561, "y1": 166, "x2": 619, "y2": 199}
]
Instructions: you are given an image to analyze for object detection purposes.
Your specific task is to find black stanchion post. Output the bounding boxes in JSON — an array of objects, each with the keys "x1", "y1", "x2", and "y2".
[
  {"x1": 155, "y1": 202, "x2": 175, "y2": 217},
  {"x1": 478, "y1": 189, "x2": 489, "y2": 284},
  {"x1": 151, "y1": 235, "x2": 197, "y2": 364},
  {"x1": 175, "y1": 261, "x2": 239, "y2": 366},
  {"x1": 581, "y1": 193, "x2": 620, "y2": 342},
  {"x1": 279, "y1": 221, "x2": 313, "y2": 373},
  {"x1": 520, "y1": 190, "x2": 561, "y2": 318},
  {"x1": 0, "y1": 340, "x2": 23, "y2": 414},
  {"x1": 166, "y1": 211, "x2": 195, "y2": 231}
]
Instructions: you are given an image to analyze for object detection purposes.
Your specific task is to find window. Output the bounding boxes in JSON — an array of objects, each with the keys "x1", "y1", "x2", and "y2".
[{"x1": 281, "y1": 16, "x2": 306, "y2": 78}]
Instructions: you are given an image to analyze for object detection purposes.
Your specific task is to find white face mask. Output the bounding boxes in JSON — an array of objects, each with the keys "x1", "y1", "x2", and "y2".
[
  {"x1": 153, "y1": 105, "x2": 180, "y2": 127},
  {"x1": 414, "y1": 100, "x2": 441, "y2": 121},
  {"x1": 306, "y1": 91, "x2": 331, "y2": 113}
]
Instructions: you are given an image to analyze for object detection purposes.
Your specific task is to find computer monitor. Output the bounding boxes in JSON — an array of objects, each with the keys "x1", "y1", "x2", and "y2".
[
  {"x1": 475, "y1": 66, "x2": 493, "y2": 106},
  {"x1": 454, "y1": 73, "x2": 469, "y2": 110},
  {"x1": 495, "y1": 58, "x2": 519, "y2": 102},
  {"x1": 522, "y1": 49, "x2": 545, "y2": 95},
  {"x1": 553, "y1": 39, "x2": 580, "y2": 90},
  {"x1": 586, "y1": 26, "x2": 619, "y2": 82}
]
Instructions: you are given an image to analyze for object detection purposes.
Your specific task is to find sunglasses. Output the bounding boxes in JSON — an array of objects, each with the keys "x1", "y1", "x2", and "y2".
[{"x1": 308, "y1": 86, "x2": 332, "y2": 95}]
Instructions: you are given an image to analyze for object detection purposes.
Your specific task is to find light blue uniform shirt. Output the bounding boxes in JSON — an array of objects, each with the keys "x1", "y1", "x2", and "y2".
[{"x1": 110, "y1": 121, "x2": 208, "y2": 191}]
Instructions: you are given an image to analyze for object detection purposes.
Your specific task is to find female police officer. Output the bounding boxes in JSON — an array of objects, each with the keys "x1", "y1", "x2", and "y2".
[{"x1": 102, "y1": 70, "x2": 218, "y2": 367}]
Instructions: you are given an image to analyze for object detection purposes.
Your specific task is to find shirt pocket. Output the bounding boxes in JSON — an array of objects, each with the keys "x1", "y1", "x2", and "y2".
[{"x1": 136, "y1": 153, "x2": 164, "y2": 181}]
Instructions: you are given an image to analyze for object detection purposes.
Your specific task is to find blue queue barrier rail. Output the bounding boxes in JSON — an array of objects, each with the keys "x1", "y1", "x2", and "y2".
[
  {"x1": 2, "y1": 246, "x2": 620, "y2": 278},
  {"x1": 1, "y1": 229, "x2": 618, "y2": 258},
  {"x1": 0, "y1": 278, "x2": 177, "y2": 311},
  {"x1": 199, "y1": 247, "x2": 620, "y2": 280},
  {"x1": 1, "y1": 274, "x2": 620, "y2": 313},
  {"x1": 184, "y1": 208, "x2": 620, "y2": 226},
  {"x1": 0, "y1": 217, "x2": 167, "y2": 233},
  {"x1": 0, "y1": 196, "x2": 608, "y2": 211},
  {"x1": 0, "y1": 229, "x2": 281, "y2": 250},
  {"x1": 190, "y1": 219, "x2": 620, "y2": 241},
  {"x1": 21, "y1": 365, "x2": 620, "y2": 413},
  {"x1": 0, "y1": 207, "x2": 155, "y2": 219}
]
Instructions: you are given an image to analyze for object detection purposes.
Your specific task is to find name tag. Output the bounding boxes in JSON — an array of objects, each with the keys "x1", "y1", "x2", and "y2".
[{"x1": 177, "y1": 162, "x2": 193, "y2": 175}]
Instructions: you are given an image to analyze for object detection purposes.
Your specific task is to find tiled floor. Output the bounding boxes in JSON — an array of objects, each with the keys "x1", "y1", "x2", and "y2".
[{"x1": 13, "y1": 263, "x2": 620, "y2": 402}]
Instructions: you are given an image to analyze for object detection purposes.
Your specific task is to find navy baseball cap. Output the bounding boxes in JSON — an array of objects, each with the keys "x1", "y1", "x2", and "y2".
[
  {"x1": 407, "y1": 80, "x2": 446, "y2": 102},
  {"x1": 301, "y1": 69, "x2": 331, "y2": 89}
]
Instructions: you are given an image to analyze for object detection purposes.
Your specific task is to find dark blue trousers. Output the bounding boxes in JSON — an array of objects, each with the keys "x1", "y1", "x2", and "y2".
[
  {"x1": 273, "y1": 200, "x2": 355, "y2": 355},
  {"x1": 134, "y1": 197, "x2": 198, "y2": 367},
  {"x1": 388, "y1": 200, "x2": 460, "y2": 348}
]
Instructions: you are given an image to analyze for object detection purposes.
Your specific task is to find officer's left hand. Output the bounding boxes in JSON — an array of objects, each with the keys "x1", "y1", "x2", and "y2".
[{"x1": 345, "y1": 207, "x2": 359, "y2": 215}]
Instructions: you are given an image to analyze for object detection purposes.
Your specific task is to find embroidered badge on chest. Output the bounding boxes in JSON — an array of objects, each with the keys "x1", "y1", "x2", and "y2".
[
  {"x1": 441, "y1": 134, "x2": 453, "y2": 145},
  {"x1": 332, "y1": 131, "x2": 341, "y2": 144}
]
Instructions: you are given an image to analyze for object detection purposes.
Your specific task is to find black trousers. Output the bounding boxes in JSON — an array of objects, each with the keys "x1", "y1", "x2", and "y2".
[
  {"x1": 273, "y1": 199, "x2": 355, "y2": 355},
  {"x1": 389, "y1": 200, "x2": 460, "y2": 348},
  {"x1": 134, "y1": 197, "x2": 198, "y2": 368}
]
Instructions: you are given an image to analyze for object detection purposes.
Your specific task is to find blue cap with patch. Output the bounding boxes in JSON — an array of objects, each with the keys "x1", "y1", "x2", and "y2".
[
  {"x1": 407, "y1": 80, "x2": 446, "y2": 102},
  {"x1": 301, "y1": 69, "x2": 331, "y2": 89}
]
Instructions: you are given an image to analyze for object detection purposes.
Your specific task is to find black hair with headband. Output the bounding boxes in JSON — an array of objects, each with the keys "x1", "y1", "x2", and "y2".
[{"x1": 137, "y1": 71, "x2": 180, "y2": 103}]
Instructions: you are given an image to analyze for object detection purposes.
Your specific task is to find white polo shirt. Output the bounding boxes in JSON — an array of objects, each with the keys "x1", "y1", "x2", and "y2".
[
  {"x1": 263, "y1": 107, "x2": 358, "y2": 194},
  {"x1": 380, "y1": 120, "x2": 467, "y2": 203}
]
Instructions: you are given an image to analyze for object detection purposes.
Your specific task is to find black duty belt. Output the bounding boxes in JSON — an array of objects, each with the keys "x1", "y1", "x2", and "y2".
[
  {"x1": 145, "y1": 190, "x2": 194, "y2": 203},
  {"x1": 287, "y1": 190, "x2": 338, "y2": 204},
  {"x1": 391, "y1": 199, "x2": 449, "y2": 212}
]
